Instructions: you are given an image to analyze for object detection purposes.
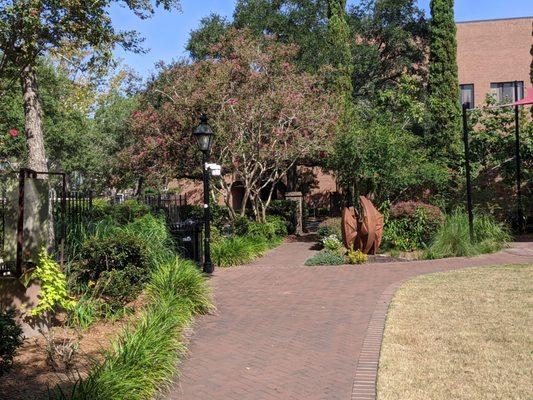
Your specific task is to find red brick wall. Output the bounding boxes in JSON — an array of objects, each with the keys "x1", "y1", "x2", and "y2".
[{"x1": 457, "y1": 17, "x2": 533, "y2": 107}]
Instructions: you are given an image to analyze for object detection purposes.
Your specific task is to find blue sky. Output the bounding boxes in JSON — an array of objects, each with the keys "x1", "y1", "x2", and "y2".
[{"x1": 110, "y1": 0, "x2": 533, "y2": 78}]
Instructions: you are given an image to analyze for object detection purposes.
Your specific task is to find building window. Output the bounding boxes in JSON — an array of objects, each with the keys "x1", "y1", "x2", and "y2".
[
  {"x1": 490, "y1": 81, "x2": 524, "y2": 103},
  {"x1": 460, "y1": 84, "x2": 474, "y2": 109}
]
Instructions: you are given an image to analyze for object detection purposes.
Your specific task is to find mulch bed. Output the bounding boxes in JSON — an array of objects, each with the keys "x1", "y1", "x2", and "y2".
[
  {"x1": 367, "y1": 254, "x2": 406, "y2": 263},
  {"x1": 0, "y1": 315, "x2": 129, "y2": 400}
]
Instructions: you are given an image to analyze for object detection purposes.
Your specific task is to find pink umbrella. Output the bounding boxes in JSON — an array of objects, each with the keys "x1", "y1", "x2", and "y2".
[{"x1": 504, "y1": 87, "x2": 533, "y2": 107}]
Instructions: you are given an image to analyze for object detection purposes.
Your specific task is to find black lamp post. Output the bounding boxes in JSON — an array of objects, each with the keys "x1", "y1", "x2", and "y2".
[
  {"x1": 193, "y1": 114, "x2": 215, "y2": 274},
  {"x1": 462, "y1": 102, "x2": 474, "y2": 241}
]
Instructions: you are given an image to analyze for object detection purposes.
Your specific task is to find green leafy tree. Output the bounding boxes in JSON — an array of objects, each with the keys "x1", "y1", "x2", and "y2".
[
  {"x1": 426, "y1": 0, "x2": 461, "y2": 162},
  {"x1": 347, "y1": 0, "x2": 429, "y2": 100},
  {"x1": 187, "y1": 0, "x2": 329, "y2": 72},
  {"x1": 468, "y1": 95, "x2": 533, "y2": 219},
  {"x1": 327, "y1": 116, "x2": 449, "y2": 205},
  {"x1": 0, "y1": 0, "x2": 180, "y2": 172},
  {"x1": 90, "y1": 80, "x2": 140, "y2": 190},
  {"x1": 186, "y1": 14, "x2": 231, "y2": 60},
  {"x1": 188, "y1": 0, "x2": 427, "y2": 106}
]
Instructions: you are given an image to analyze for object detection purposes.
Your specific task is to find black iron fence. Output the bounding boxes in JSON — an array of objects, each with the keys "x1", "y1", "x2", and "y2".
[
  {"x1": 0, "y1": 185, "x2": 203, "y2": 275},
  {"x1": 142, "y1": 194, "x2": 188, "y2": 224},
  {"x1": 51, "y1": 190, "x2": 93, "y2": 262}
]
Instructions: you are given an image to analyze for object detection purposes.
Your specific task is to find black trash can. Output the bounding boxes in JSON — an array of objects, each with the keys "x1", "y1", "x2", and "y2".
[{"x1": 168, "y1": 219, "x2": 203, "y2": 264}]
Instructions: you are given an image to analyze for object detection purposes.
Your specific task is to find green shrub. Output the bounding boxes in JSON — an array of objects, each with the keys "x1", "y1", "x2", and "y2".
[
  {"x1": 232, "y1": 215, "x2": 252, "y2": 236},
  {"x1": 181, "y1": 203, "x2": 229, "y2": 230},
  {"x1": 305, "y1": 250, "x2": 345, "y2": 266},
  {"x1": 0, "y1": 309, "x2": 24, "y2": 376},
  {"x1": 317, "y1": 218, "x2": 342, "y2": 239},
  {"x1": 322, "y1": 234, "x2": 343, "y2": 252},
  {"x1": 266, "y1": 215, "x2": 288, "y2": 237},
  {"x1": 346, "y1": 247, "x2": 367, "y2": 264},
  {"x1": 267, "y1": 200, "x2": 298, "y2": 234},
  {"x1": 383, "y1": 202, "x2": 444, "y2": 251},
  {"x1": 232, "y1": 216, "x2": 287, "y2": 240},
  {"x1": 248, "y1": 221, "x2": 278, "y2": 241},
  {"x1": 73, "y1": 231, "x2": 151, "y2": 310},
  {"x1": 426, "y1": 210, "x2": 511, "y2": 259},
  {"x1": 49, "y1": 257, "x2": 212, "y2": 400},
  {"x1": 70, "y1": 215, "x2": 176, "y2": 314},
  {"x1": 92, "y1": 199, "x2": 151, "y2": 226}
]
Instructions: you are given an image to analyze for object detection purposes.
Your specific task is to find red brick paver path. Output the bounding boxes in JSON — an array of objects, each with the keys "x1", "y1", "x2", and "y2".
[{"x1": 169, "y1": 240, "x2": 533, "y2": 400}]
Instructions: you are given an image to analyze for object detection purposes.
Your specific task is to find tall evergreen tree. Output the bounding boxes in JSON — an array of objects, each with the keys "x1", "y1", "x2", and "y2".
[
  {"x1": 326, "y1": 0, "x2": 353, "y2": 98},
  {"x1": 426, "y1": 0, "x2": 461, "y2": 162}
]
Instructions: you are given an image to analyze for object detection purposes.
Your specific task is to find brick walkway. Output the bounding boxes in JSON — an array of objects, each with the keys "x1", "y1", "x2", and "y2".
[{"x1": 168, "y1": 239, "x2": 533, "y2": 400}]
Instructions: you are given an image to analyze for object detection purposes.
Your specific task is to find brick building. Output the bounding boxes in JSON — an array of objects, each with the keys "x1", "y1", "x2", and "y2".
[{"x1": 457, "y1": 16, "x2": 533, "y2": 108}]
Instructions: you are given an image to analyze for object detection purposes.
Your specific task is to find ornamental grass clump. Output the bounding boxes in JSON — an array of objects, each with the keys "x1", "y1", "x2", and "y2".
[
  {"x1": 211, "y1": 218, "x2": 285, "y2": 267},
  {"x1": 426, "y1": 210, "x2": 511, "y2": 259},
  {"x1": 49, "y1": 258, "x2": 212, "y2": 400}
]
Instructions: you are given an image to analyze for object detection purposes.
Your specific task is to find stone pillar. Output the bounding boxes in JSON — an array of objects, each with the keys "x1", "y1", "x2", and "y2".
[
  {"x1": 0, "y1": 278, "x2": 44, "y2": 337},
  {"x1": 285, "y1": 191, "x2": 303, "y2": 235}
]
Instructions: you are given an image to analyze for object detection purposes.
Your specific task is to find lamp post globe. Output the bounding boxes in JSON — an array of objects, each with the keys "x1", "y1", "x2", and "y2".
[
  {"x1": 193, "y1": 114, "x2": 215, "y2": 274},
  {"x1": 193, "y1": 114, "x2": 214, "y2": 153}
]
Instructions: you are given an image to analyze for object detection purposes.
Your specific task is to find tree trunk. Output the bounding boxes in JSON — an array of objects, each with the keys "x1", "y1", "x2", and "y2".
[
  {"x1": 21, "y1": 65, "x2": 48, "y2": 172},
  {"x1": 21, "y1": 65, "x2": 55, "y2": 252},
  {"x1": 239, "y1": 188, "x2": 251, "y2": 217}
]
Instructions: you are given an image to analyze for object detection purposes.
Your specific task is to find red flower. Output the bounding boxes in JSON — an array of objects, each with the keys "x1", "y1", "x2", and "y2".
[
  {"x1": 228, "y1": 98, "x2": 238, "y2": 105},
  {"x1": 9, "y1": 129, "x2": 19, "y2": 138},
  {"x1": 319, "y1": 151, "x2": 327, "y2": 158}
]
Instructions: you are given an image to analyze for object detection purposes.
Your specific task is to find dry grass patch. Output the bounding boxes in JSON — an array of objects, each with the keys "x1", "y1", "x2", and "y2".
[{"x1": 377, "y1": 264, "x2": 533, "y2": 400}]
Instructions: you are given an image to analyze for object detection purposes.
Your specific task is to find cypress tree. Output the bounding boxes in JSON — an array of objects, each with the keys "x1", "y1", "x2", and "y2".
[
  {"x1": 427, "y1": 0, "x2": 461, "y2": 162},
  {"x1": 326, "y1": 0, "x2": 353, "y2": 99}
]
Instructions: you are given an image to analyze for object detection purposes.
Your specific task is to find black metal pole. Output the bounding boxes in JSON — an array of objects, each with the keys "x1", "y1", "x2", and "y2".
[
  {"x1": 60, "y1": 173, "x2": 67, "y2": 269},
  {"x1": 462, "y1": 103, "x2": 474, "y2": 241},
  {"x1": 16, "y1": 169, "x2": 25, "y2": 276},
  {"x1": 513, "y1": 81, "x2": 523, "y2": 233},
  {"x1": 202, "y1": 151, "x2": 213, "y2": 274}
]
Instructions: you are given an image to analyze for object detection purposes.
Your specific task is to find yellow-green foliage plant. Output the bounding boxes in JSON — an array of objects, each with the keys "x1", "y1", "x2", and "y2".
[
  {"x1": 24, "y1": 249, "x2": 76, "y2": 317},
  {"x1": 346, "y1": 246, "x2": 368, "y2": 265}
]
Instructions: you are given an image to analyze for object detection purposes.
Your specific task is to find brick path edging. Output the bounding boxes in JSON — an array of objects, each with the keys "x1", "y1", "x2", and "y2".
[{"x1": 351, "y1": 280, "x2": 406, "y2": 400}]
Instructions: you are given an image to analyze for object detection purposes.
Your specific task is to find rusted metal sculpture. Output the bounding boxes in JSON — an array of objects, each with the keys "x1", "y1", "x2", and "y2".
[
  {"x1": 341, "y1": 196, "x2": 384, "y2": 255},
  {"x1": 341, "y1": 206, "x2": 357, "y2": 249}
]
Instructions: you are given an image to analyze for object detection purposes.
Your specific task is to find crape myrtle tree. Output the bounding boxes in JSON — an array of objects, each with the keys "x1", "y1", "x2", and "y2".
[
  {"x1": 0, "y1": 0, "x2": 180, "y2": 172},
  {"x1": 187, "y1": 0, "x2": 427, "y2": 104},
  {"x1": 122, "y1": 29, "x2": 337, "y2": 222},
  {"x1": 426, "y1": 0, "x2": 461, "y2": 162}
]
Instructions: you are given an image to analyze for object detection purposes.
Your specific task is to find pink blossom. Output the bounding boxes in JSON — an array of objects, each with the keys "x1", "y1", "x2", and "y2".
[
  {"x1": 8, "y1": 129, "x2": 19, "y2": 138},
  {"x1": 228, "y1": 98, "x2": 238, "y2": 105}
]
